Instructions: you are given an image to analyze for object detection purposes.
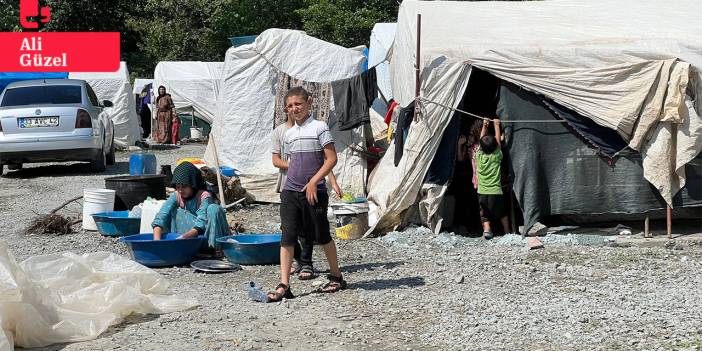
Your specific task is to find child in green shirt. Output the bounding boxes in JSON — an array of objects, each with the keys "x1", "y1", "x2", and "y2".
[{"x1": 476, "y1": 118, "x2": 510, "y2": 239}]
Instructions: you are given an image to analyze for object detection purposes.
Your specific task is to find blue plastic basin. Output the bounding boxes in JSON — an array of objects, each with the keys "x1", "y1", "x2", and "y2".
[
  {"x1": 92, "y1": 211, "x2": 141, "y2": 237},
  {"x1": 120, "y1": 233, "x2": 205, "y2": 267},
  {"x1": 217, "y1": 234, "x2": 281, "y2": 265}
]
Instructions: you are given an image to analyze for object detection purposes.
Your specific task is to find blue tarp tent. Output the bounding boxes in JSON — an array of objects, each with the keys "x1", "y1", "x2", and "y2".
[{"x1": 0, "y1": 72, "x2": 69, "y2": 92}]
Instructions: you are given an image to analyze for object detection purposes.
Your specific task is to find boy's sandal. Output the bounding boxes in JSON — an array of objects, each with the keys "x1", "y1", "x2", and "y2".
[
  {"x1": 318, "y1": 274, "x2": 347, "y2": 293},
  {"x1": 483, "y1": 231, "x2": 494, "y2": 240},
  {"x1": 267, "y1": 283, "x2": 294, "y2": 303},
  {"x1": 298, "y1": 265, "x2": 317, "y2": 280}
]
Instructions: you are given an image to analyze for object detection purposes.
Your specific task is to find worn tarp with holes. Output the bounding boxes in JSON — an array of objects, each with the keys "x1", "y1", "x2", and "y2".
[
  {"x1": 366, "y1": 0, "x2": 702, "y2": 235},
  {"x1": 499, "y1": 82, "x2": 702, "y2": 232},
  {"x1": 207, "y1": 29, "x2": 370, "y2": 203},
  {"x1": 69, "y1": 62, "x2": 142, "y2": 148}
]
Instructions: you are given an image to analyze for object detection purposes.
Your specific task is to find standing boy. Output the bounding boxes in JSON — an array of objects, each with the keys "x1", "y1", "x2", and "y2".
[
  {"x1": 476, "y1": 118, "x2": 510, "y2": 239},
  {"x1": 272, "y1": 104, "x2": 342, "y2": 280},
  {"x1": 268, "y1": 87, "x2": 346, "y2": 302}
]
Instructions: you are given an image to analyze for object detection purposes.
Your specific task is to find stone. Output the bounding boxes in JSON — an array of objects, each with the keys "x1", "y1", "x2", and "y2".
[{"x1": 527, "y1": 237, "x2": 544, "y2": 250}]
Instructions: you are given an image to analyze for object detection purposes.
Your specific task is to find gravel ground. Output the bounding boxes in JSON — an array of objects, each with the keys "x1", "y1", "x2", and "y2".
[{"x1": 2, "y1": 144, "x2": 702, "y2": 351}]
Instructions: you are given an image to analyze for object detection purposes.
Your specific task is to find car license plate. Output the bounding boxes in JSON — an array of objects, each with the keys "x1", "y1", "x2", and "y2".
[{"x1": 19, "y1": 117, "x2": 59, "y2": 128}]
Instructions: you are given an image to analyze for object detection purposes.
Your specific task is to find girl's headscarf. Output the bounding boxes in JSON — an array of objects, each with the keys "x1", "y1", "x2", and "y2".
[{"x1": 171, "y1": 161, "x2": 205, "y2": 191}]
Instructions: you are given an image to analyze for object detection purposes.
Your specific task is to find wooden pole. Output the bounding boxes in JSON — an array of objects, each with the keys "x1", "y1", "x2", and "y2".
[
  {"x1": 413, "y1": 14, "x2": 421, "y2": 122},
  {"x1": 644, "y1": 215, "x2": 650, "y2": 238},
  {"x1": 208, "y1": 134, "x2": 227, "y2": 208},
  {"x1": 667, "y1": 206, "x2": 673, "y2": 239}
]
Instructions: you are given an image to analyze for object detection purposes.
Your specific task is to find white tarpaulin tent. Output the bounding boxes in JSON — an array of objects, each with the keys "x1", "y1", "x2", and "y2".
[
  {"x1": 368, "y1": 0, "x2": 702, "y2": 234},
  {"x1": 208, "y1": 29, "x2": 368, "y2": 203},
  {"x1": 153, "y1": 62, "x2": 223, "y2": 124},
  {"x1": 69, "y1": 62, "x2": 142, "y2": 148},
  {"x1": 132, "y1": 78, "x2": 153, "y2": 95},
  {"x1": 369, "y1": 23, "x2": 396, "y2": 102}
]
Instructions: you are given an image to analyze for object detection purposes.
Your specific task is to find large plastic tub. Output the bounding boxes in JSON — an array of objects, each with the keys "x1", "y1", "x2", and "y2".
[
  {"x1": 92, "y1": 211, "x2": 141, "y2": 237},
  {"x1": 120, "y1": 233, "x2": 205, "y2": 267},
  {"x1": 217, "y1": 234, "x2": 281, "y2": 265},
  {"x1": 105, "y1": 175, "x2": 166, "y2": 211}
]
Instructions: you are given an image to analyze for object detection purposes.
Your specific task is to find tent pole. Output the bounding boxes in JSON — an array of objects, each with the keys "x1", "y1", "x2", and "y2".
[
  {"x1": 413, "y1": 14, "x2": 421, "y2": 122},
  {"x1": 644, "y1": 215, "x2": 650, "y2": 238},
  {"x1": 666, "y1": 206, "x2": 672, "y2": 239},
  {"x1": 510, "y1": 188, "x2": 518, "y2": 235}
]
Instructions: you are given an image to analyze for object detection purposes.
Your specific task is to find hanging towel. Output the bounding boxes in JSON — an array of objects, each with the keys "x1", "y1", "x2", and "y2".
[{"x1": 331, "y1": 67, "x2": 377, "y2": 131}]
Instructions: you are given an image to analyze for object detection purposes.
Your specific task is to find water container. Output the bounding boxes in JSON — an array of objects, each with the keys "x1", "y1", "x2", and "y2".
[
  {"x1": 140, "y1": 199, "x2": 167, "y2": 233},
  {"x1": 129, "y1": 152, "x2": 157, "y2": 175},
  {"x1": 331, "y1": 202, "x2": 370, "y2": 240},
  {"x1": 82, "y1": 189, "x2": 116, "y2": 231}
]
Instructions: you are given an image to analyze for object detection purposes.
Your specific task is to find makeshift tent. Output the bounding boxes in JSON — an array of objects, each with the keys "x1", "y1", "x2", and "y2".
[
  {"x1": 153, "y1": 62, "x2": 223, "y2": 124},
  {"x1": 0, "y1": 72, "x2": 68, "y2": 92},
  {"x1": 367, "y1": 0, "x2": 702, "y2": 235},
  {"x1": 69, "y1": 62, "x2": 142, "y2": 148},
  {"x1": 132, "y1": 78, "x2": 153, "y2": 95},
  {"x1": 368, "y1": 23, "x2": 396, "y2": 102},
  {"x1": 208, "y1": 29, "x2": 369, "y2": 203}
]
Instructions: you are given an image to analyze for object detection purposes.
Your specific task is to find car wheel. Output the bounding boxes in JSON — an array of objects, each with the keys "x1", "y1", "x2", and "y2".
[
  {"x1": 90, "y1": 143, "x2": 107, "y2": 172},
  {"x1": 106, "y1": 136, "x2": 116, "y2": 165}
]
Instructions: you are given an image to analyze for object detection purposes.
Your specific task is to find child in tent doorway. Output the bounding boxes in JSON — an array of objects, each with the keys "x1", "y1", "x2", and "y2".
[
  {"x1": 171, "y1": 114, "x2": 180, "y2": 145},
  {"x1": 476, "y1": 118, "x2": 509, "y2": 239},
  {"x1": 268, "y1": 87, "x2": 346, "y2": 302},
  {"x1": 152, "y1": 161, "x2": 231, "y2": 253},
  {"x1": 272, "y1": 105, "x2": 343, "y2": 280}
]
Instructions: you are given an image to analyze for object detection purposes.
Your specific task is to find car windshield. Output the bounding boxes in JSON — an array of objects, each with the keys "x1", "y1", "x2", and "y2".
[{"x1": 1, "y1": 85, "x2": 82, "y2": 107}]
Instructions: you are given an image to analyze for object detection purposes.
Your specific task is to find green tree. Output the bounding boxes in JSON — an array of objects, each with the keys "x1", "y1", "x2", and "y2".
[
  {"x1": 297, "y1": 0, "x2": 397, "y2": 48},
  {"x1": 0, "y1": 0, "x2": 20, "y2": 32}
]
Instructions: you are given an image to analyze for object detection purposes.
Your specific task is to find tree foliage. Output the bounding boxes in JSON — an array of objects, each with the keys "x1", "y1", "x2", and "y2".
[
  {"x1": 297, "y1": 0, "x2": 397, "y2": 48},
  {"x1": 1, "y1": 0, "x2": 524, "y2": 79}
]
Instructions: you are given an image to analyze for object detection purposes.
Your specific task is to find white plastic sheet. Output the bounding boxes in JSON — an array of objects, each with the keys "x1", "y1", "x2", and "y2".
[
  {"x1": 208, "y1": 29, "x2": 369, "y2": 203},
  {"x1": 153, "y1": 61, "x2": 223, "y2": 124},
  {"x1": 0, "y1": 242, "x2": 198, "y2": 350},
  {"x1": 69, "y1": 62, "x2": 142, "y2": 148}
]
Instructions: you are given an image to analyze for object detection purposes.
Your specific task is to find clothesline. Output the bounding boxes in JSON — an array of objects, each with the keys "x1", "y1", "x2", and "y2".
[{"x1": 417, "y1": 97, "x2": 569, "y2": 123}]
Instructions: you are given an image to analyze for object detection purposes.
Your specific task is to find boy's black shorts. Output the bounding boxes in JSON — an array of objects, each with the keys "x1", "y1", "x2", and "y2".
[
  {"x1": 478, "y1": 194, "x2": 505, "y2": 222},
  {"x1": 280, "y1": 190, "x2": 332, "y2": 247}
]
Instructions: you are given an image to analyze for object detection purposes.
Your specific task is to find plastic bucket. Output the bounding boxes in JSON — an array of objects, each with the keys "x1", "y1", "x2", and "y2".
[
  {"x1": 82, "y1": 189, "x2": 116, "y2": 231},
  {"x1": 332, "y1": 203, "x2": 369, "y2": 240},
  {"x1": 190, "y1": 127, "x2": 204, "y2": 139}
]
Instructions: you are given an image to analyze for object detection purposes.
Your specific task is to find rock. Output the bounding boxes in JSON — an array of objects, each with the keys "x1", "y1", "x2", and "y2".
[
  {"x1": 527, "y1": 237, "x2": 544, "y2": 250},
  {"x1": 454, "y1": 275, "x2": 465, "y2": 284}
]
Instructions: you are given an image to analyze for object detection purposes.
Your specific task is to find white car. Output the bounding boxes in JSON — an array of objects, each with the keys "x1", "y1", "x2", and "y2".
[{"x1": 0, "y1": 79, "x2": 115, "y2": 175}]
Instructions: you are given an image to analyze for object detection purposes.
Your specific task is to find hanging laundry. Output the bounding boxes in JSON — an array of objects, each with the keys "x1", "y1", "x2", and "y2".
[
  {"x1": 273, "y1": 71, "x2": 333, "y2": 128},
  {"x1": 331, "y1": 67, "x2": 378, "y2": 131},
  {"x1": 394, "y1": 101, "x2": 415, "y2": 166}
]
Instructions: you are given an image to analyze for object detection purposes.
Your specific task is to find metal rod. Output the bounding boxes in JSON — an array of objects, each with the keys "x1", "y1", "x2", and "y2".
[
  {"x1": 413, "y1": 14, "x2": 421, "y2": 122},
  {"x1": 509, "y1": 188, "x2": 518, "y2": 235},
  {"x1": 644, "y1": 215, "x2": 650, "y2": 238},
  {"x1": 667, "y1": 206, "x2": 673, "y2": 239}
]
